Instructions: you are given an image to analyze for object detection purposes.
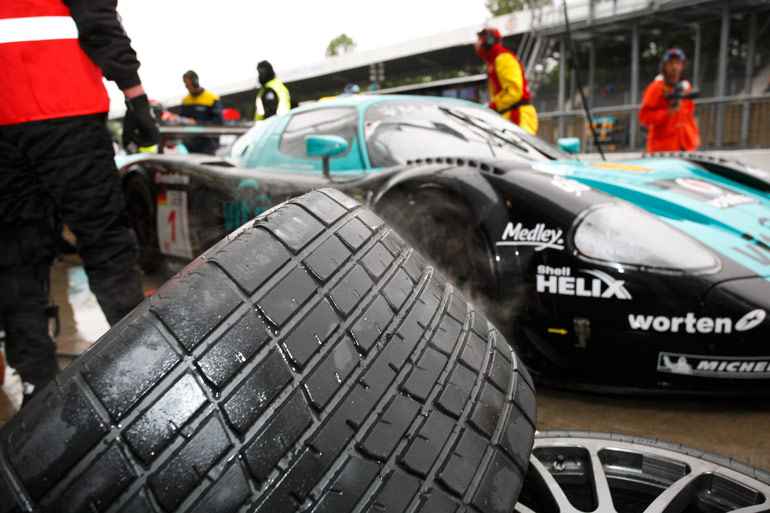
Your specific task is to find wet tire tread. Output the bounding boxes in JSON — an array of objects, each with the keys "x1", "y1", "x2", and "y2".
[{"x1": 0, "y1": 189, "x2": 536, "y2": 513}]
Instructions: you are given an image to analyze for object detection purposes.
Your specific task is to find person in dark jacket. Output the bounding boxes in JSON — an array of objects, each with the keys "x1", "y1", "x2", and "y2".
[
  {"x1": 0, "y1": 0, "x2": 159, "y2": 404},
  {"x1": 180, "y1": 70, "x2": 224, "y2": 154}
]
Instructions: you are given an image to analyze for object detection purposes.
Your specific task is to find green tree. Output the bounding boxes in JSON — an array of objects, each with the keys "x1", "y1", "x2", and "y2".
[
  {"x1": 485, "y1": 0, "x2": 528, "y2": 16},
  {"x1": 326, "y1": 34, "x2": 357, "y2": 57}
]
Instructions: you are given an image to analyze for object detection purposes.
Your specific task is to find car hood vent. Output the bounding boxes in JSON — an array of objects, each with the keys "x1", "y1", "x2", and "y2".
[{"x1": 405, "y1": 156, "x2": 509, "y2": 175}]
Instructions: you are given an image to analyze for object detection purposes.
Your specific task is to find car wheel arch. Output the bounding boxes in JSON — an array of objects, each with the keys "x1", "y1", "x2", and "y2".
[
  {"x1": 372, "y1": 172, "x2": 505, "y2": 305},
  {"x1": 372, "y1": 160, "x2": 511, "y2": 243},
  {"x1": 123, "y1": 169, "x2": 161, "y2": 273}
]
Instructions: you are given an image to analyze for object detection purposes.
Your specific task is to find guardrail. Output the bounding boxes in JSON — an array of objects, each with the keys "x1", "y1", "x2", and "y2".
[{"x1": 535, "y1": 93, "x2": 770, "y2": 152}]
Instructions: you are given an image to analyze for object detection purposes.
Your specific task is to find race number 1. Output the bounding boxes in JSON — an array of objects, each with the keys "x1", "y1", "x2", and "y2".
[{"x1": 156, "y1": 190, "x2": 193, "y2": 259}]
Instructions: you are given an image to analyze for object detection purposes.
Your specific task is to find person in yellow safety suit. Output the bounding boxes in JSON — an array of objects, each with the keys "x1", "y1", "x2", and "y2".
[
  {"x1": 255, "y1": 60, "x2": 291, "y2": 120},
  {"x1": 474, "y1": 27, "x2": 538, "y2": 135}
]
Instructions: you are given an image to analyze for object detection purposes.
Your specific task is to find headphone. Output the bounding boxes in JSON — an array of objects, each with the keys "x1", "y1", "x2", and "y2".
[
  {"x1": 480, "y1": 28, "x2": 499, "y2": 51},
  {"x1": 184, "y1": 70, "x2": 199, "y2": 88}
]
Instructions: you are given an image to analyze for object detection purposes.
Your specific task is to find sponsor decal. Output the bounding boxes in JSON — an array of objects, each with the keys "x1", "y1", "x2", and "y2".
[
  {"x1": 628, "y1": 309, "x2": 766, "y2": 334},
  {"x1": 154, "y1": 171, "x2": 190, "y2": 185},
  {"x1": 536, "y1": 265, "x2": 631, "y2": 299},
  {"x1": 675, "y1": 177, "x2": 722, "y2": 194},
  {"x1": 551, "y1": 176, "x2": 590, "y2": 196},
  {"x1": 157, "y1": 190, "x2": 193, "y2": 259},
  {"x1": 658, "y1": 352, "x2": 770, "y2": 378},
  {"x1": 223, "y1": 179, "x2": 272, "y2": 232},
  {"x1": 497, "y1": 222, "x2": 564, "y2": 251},
  {"x1": 735, "y1": 309, "x2": 767, "y2": 331},
  {"x1": 650, "y1": 177, "x2": 757, "y2": 209},
  {"x1": 587, "y1": 162, "x2": 652, "y2": 173}
]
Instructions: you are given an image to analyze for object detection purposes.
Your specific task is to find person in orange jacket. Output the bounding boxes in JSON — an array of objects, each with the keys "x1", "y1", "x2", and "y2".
[
  {"x1": 639, "y1": 48, "x2": 700, "y2": 153},
  {"x1": 474, "y1": 27, "x2": 538, "y2": 135}
]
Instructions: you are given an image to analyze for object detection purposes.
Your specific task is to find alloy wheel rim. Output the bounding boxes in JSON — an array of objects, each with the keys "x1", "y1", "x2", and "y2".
[{"x1": 515, "y1": 434, "x2": 770, "y2": 513}]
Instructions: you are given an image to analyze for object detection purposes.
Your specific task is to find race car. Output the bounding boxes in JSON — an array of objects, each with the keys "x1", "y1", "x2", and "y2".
[{"x1": 119, "y1": 94, "x2": 770, "y2": 394}]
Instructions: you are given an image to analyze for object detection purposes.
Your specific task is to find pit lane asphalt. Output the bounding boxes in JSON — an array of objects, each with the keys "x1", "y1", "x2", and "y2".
[{"x1": 2, "y1": 252, "x2": 769, "y2": 470}]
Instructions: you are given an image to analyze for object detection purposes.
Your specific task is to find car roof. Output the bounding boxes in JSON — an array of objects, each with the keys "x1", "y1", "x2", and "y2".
[{"x1": 293, "y1": 93, "x2": 480, "y2": 113}]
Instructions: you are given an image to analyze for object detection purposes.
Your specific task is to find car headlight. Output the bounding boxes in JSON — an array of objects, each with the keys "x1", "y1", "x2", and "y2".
[{"x1": 573, "y1": 203, "x2": 720, "y2": 272}]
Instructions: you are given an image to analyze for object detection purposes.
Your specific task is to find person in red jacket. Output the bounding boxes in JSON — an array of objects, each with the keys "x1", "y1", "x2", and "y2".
[
  {"x1": 474, "y1": 27, "x2": 538, "y2": 135},
  {"x1": 639, "y1": 48, "x2": 700, "y2": 153},
  {"x1": 0, "y1": 0, "x2": 159, "y2": 404}
]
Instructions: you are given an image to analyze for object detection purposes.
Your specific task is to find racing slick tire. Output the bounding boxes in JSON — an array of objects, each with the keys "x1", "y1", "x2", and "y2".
[
  {"x1": 124, "y1": 174, "x2": 161, "y2": 273},
  {"x1": 0, "y1": 189, "x2": 537, "y2": 513},
  {"x1": 376, "y1": 186, "x2": 498, "y2": 304},
  {"x1": 515, "y1": 430, "x2": 770, "y2": 513}
]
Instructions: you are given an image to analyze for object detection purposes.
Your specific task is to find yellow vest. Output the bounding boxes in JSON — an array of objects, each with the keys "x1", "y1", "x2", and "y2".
[{"x1": 255, "y1": 79, "x2": 291, "y2": 120}]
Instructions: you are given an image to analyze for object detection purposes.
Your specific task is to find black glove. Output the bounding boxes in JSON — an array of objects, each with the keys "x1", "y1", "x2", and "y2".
[{"x1": 122, "y1": 94, "x2": 160, "y2": 148}]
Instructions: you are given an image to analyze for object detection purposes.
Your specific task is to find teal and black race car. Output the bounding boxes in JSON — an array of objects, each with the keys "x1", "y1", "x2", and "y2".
[{"x1": 119, "y1": 94, "x2": 770, "y2": 394}]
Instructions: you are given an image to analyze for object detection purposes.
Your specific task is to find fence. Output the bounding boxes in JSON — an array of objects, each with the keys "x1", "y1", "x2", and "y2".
[{"x1": 536, "y1": 95, "x2": 770, "y2": 152}]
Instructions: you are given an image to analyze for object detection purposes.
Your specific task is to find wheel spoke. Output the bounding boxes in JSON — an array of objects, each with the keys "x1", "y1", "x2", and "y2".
[
  {"x1": 513, "y1": 502, "x2": 538, "y2": 513},
  {"x1": 641, "y1": 473, "x2": 700, "y2": 513},
  {"x1": 528, "y1": 455, "x2": 584, "y2": 513},
  {"x1": 588, "y1": 446, "x2": 618, "y2": 513}
]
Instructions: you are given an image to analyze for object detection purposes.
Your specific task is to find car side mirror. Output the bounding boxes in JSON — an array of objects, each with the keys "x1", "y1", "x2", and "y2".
[
  {"x1": 306, "y1": 135, "x2": 349, "y2": 177},
  {"x1": 558, "y1": 137, "x2": 581, "y2": 154}
]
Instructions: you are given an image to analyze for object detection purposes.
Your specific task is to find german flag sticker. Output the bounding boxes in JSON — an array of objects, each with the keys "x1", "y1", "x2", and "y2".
[
  {"x1": 157, "y1": 194, "x2": 168, "y2": 205},
  {"x1": 588, "y1": 162, "x2": 652, "y2": 173}
]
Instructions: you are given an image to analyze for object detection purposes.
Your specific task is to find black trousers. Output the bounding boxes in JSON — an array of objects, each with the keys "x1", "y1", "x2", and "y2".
[
  {"x1": 0, "y1": 264, "x2": 59, "y2": 397},
  {"x1": 1, "y1": 113, "x2": 144, "y2": 396}
]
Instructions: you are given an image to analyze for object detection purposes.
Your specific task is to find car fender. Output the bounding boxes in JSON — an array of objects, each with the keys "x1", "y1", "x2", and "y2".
[
  {"x1": 119, "y1": 158, "x2": 157, "y2": 196},
  {"x1": 372, "y1": 157, "x2": 511, "y2": 245}
]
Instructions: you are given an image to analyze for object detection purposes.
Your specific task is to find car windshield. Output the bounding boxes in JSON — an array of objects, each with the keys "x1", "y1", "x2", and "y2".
[
  {"x1": 364, "y1": 100, "x2": 571, "y2": 167},
  {"x1": 224, "y1": 117, "x2": 276, "y2": 167}
]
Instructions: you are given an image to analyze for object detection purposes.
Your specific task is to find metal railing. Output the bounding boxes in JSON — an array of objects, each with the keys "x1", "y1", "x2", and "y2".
[{"x1": 535, "y1": 93, "x2": 770, "y2": 152}]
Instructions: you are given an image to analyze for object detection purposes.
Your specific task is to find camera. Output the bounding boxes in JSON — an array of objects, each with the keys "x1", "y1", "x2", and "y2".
[{"x1": 665, "y1": 81, "x2": 699, "y2": 105}]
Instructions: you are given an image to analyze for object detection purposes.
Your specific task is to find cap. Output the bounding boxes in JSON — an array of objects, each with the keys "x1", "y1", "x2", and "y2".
[
  {"x1": 343, "y1": 83, "x2": 360, "y2": 94},
  {"x1": 663, "y1": 48, "x2": 686, "y2": 62},
  {"x1": 477, "y1": 27, "x2": 502, "y2": 40}
]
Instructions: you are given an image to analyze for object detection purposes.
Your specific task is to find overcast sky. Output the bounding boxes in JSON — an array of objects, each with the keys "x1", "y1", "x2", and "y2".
[{"x1": 107, "y1": 0, "x2": 491, "y2": 108}]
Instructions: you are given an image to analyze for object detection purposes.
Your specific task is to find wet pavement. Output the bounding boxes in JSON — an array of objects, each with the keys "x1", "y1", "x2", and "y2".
[
  {"x1": 536, "y1": 386, "x2": 770, "y2": 470},
  {"x1": 2, "y1": 254, "x2": 769, "y2": 471}
]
